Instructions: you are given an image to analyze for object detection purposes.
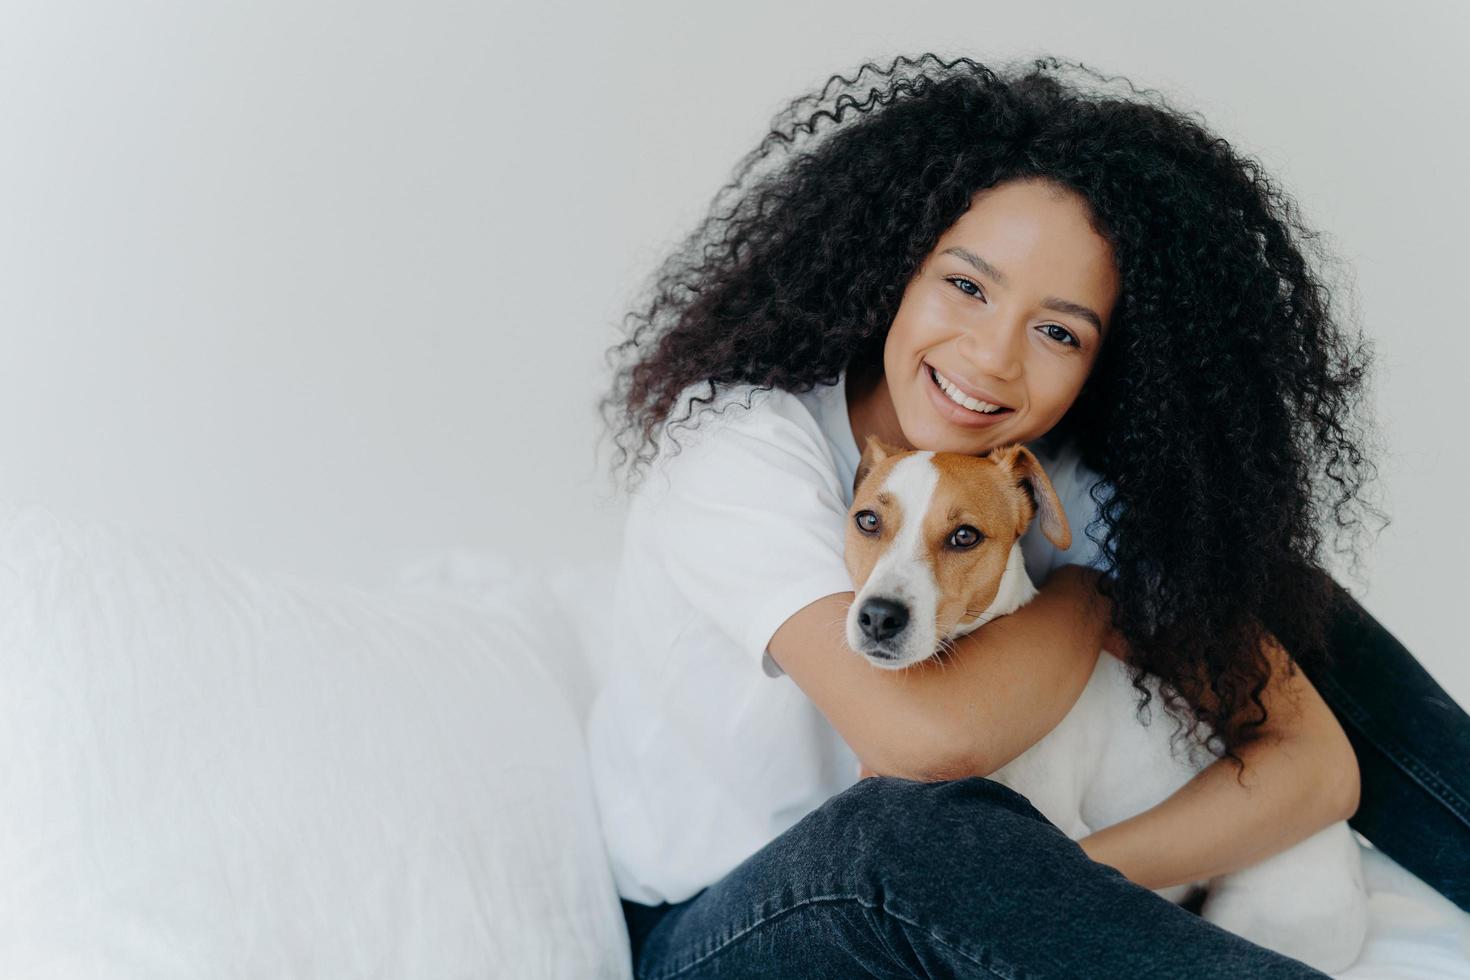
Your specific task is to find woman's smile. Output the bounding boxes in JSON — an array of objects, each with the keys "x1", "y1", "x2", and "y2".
[{"x1": 921, "y1": 361, "x2": 1015, "y2": 429}]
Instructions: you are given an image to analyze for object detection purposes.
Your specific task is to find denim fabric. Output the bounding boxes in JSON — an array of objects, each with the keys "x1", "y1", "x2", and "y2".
[
  {"x1": 620, "y1": 576, "x2": 1469, "y2": 978},
  {"x1": 621, "y1": 776, "x2": 1328, "y2": 978}
]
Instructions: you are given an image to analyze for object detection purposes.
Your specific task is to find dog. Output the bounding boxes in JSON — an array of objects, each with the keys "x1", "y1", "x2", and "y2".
[{"x1": 842, "y1": 435, "x2": 1368, "y2": 974}]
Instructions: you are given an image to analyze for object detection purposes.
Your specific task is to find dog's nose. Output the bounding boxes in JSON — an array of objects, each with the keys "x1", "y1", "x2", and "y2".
[{"x1": 858, "y1": 598, "x2": 909, "y2": 642}]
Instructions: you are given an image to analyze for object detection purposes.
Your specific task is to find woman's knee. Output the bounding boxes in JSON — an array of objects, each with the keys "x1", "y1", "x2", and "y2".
[
  {"x1": 831, "y1": 773, "x2": 1056, "y2": 828},
  {"x1": 806, "y1": 775, "x2": 1084, "y2": 885}
]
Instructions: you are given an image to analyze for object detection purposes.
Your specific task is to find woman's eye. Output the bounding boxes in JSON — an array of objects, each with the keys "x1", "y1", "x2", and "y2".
[
  {"x1": 1041, "y1": 323, "x2": 1079, "y2": 347},
  {"x1": 855, "y1": 510, "x2": 881, "y2": 534},
  {"x1": 946, "y1": 276, "x2": 983, "y2": 299},
  {"x1": 949, "y1": 525, "x2": 983, "y2": 549}
]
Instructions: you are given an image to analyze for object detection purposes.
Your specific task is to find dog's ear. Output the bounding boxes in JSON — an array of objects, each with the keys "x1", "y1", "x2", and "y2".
[
  {"x1": 853, "y1": 434, "x2": 897, "y2": 497},
  {"x1": 991, "y1": 445, "x2": 1071, "y2": 551}
]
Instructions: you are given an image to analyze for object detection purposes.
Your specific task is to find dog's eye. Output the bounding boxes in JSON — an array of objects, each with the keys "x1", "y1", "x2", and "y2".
[
  {"x1": 949, "y1": 525, "x2": 983, "y2": 549},
  {"x1": 855, "y1": 510, "x2": 881, "y2": 534}
]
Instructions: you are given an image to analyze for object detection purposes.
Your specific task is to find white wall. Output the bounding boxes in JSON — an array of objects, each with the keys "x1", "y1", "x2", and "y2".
[{"x1": 2, "y1": 0, "x2": 1465, "y2": 702}]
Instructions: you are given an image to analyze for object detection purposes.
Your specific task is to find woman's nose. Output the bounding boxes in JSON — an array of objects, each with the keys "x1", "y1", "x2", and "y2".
[{"x1": 957, "y1": 320, "x2": 1024, "y2": 381}]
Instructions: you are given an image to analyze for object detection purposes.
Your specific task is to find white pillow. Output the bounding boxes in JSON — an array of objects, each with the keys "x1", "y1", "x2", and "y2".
[
  {"x1": 0, "y1": 502, "x2": 632, "y2": 979},
  {"x1": 391, "y1": 547, "x2": 620, "y2": 729}
]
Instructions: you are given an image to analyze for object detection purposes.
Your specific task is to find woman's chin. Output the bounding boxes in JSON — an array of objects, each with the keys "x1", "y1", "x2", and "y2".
[{"x1": 904, "y1": 414, "x2": 1026, "y2": 455}]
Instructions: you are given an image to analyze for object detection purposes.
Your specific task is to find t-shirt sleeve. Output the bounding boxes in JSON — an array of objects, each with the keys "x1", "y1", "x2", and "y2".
[{"x1": 628, "y1": 389, "x2": 855, "y2": 678}]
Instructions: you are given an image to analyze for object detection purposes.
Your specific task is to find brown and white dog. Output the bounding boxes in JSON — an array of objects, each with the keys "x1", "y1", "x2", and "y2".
[{"x1": 843, "y1": 435, "x2": 1368, "y2": 974}]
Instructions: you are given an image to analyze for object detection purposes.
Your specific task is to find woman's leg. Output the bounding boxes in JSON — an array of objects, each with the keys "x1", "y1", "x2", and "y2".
[
  {"x1": 1293, "y1": 573, "x2": 1470, "y2": 912},
  {"x1": 621, "y1": 775, "x2": 1329, "y2": 979}
]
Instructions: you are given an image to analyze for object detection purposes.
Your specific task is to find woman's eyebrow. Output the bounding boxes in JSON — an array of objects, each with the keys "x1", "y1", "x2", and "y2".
[{"x1": 942, "y1": 246, "x2": 1104, "y2": 336}]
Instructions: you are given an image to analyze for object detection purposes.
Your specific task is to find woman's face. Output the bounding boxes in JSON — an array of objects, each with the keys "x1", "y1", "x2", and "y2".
[{"x1": 873, "y1": 178, "x2": 1120, "y2": 455}]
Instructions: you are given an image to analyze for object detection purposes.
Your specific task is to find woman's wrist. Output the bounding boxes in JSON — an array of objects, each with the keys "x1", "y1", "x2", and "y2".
[
  {"x1": 1076, "y1": 827, "x2": 1131, "y2": 880},
  {"x1": 1076, "y1": 818, "x2": 1182, "y2": 890}
]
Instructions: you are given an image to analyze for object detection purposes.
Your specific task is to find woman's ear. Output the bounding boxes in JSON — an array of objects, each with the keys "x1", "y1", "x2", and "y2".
[{"x1": 991, "y1": 445, "x2": 1072, "y2": 551}]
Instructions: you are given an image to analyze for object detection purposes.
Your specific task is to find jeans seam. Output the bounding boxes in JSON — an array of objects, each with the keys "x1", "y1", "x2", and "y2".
[
  {"x1": 1320, "y1": 672, "x2": 1470, "y2": 827},
  {"x1": 642, "y1": 892, "x2": 1015, "y2": 980}
]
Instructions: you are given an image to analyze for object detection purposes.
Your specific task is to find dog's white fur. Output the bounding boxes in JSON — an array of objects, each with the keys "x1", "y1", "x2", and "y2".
[{"x1": 844, "y1": 448, "x2": 1369, "y2": 974}]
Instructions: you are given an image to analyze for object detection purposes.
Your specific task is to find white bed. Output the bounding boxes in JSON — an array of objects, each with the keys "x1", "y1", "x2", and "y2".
[{"x1": 0, "y1": 500, "x2": 1463, "y2": 978}]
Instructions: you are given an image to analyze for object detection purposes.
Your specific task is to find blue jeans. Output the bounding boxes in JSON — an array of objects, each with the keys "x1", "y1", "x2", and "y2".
[{"x1": 620, "y1": 575, "x2": 1470, "y2": 978}]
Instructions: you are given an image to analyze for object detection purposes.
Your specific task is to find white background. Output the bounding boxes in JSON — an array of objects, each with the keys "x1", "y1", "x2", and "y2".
[{"x1": 2, "y1": 1, "x2": 1465, "y2": 702}]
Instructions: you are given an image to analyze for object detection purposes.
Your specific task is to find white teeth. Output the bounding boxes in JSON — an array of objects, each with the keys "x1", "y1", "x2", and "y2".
[{"x1": 931, "y1": 367, "x2": 1005, "y2": 414}]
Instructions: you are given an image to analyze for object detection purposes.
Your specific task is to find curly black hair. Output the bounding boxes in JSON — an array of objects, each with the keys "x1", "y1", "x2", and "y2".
[{"x1": 596, "y1": 52, "x2": 1386, "y2": 765}]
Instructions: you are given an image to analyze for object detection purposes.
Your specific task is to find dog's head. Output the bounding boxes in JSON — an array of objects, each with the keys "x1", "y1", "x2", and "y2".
[{"x1": 843, "y1": 435, "x2": 1071, "y2": 670}]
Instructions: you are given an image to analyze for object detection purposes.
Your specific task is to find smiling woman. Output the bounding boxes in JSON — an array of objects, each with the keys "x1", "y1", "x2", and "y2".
[{"x1": 591, "y1": 52, "x2": 1469, "y2": 979}]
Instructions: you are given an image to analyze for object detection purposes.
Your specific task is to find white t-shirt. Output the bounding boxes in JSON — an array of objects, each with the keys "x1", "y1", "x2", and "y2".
[{"x1": 584, "y1": 371, "x2": 1112, "y2": 906}]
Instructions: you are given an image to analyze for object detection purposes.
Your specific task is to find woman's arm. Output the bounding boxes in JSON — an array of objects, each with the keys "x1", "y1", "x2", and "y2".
[
  {"x1": 1075, "y1": 631, "x2": 1362, "y2": 890},
  {"x1": 770, "y1": 564, "x2": 1112, "y2": 781}
]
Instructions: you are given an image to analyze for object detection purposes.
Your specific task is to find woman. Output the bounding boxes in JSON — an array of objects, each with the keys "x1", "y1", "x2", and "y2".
[{"x1": 588, "y1": 53, "x2": 1469, "y2": 977}]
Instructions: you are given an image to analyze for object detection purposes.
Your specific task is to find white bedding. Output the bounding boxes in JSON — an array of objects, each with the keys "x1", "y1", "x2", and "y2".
[
  {"x1": 1341, "y1": 846, "x2": 1470, "y2": 978},
  {"x1": 0, "y1": 504, "x2": 632, "y2": 979},
  {"x1": 0, "y1": 499, "x2": 1462, "y2": 977}
]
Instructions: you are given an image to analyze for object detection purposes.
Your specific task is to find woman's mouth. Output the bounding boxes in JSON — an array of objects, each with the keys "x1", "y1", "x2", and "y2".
[{"x1": 924, "y1": 364, "x2": 1014, "y2": 426}]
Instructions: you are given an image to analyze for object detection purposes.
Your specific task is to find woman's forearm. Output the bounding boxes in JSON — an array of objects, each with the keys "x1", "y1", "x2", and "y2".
[
  {"x1": 1077, "y1": 725, "x2": 1359, "y2": 889},
  {"x1": 927, "y1": 563, "x2": 1115, "y2": 775},
  {"x1": 1078, "y1": 633, "x2": 1361, "y2": 890},
  {"x1": 778, "y1": 565, "x2": 1115, "y2": 782}
]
